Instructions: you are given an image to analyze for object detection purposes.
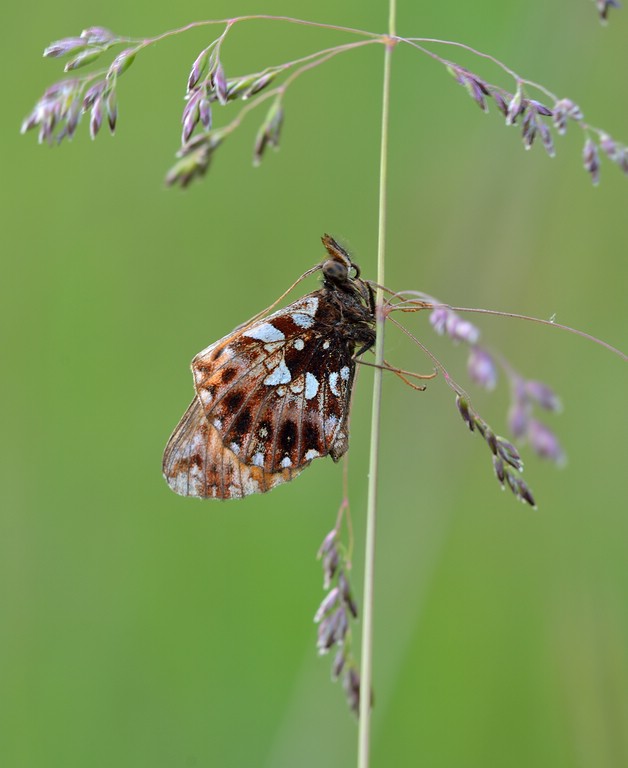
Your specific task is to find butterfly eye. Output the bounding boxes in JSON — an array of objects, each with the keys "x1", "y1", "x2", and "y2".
[{"x1": 323, "y1": 259, "x2": 349, "y2": 283}]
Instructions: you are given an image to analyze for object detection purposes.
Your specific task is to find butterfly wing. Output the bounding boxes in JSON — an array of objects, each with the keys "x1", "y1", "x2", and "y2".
[
  {"x1": 191, "y1": 291, "x2": 356, "y2": 474},
  {"x1": 162, "y1": 396, "x2": 302, "y2": 498}
]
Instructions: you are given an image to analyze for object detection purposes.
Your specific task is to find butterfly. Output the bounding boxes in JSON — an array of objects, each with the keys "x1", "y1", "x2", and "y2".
[{"x1": 162, "y1": 235, "x2": 376, "y2": 499}]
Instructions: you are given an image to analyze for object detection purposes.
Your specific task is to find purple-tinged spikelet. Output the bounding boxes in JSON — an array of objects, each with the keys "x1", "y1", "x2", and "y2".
[
  {"x1": 430, "y1": 307, "x2": 480, "y2": 345},
  {"x1": 506, "y1": 90, "x2": 524, "y2": 126},
  {"x1": 315, "y1": 529, "x2": 368, "y2": 715},
  {"x1": 64, "y1": 48, "x2": 103, "y2": 72},
  {"x1": 187, "y1": 48, "x2": 210, "y2": 92},
  {"x1": 524, "y1": 380, "x2": 561, "y2": 412},
  {"x1": 583, "y1": 137, "x2": 601, "y2": 185},
  {"x1": 526, "y1": 419, "x2": 566, "y2": 465},
  {"x1": 43, "y1": 38, "x2": 87, "y2": 58},
  {"x1": 596, "y1": 0, "x2": 622, "y2": 23},
  {"x1": 253, "y1": 100, "x2": 284, "y2": 166},
  {"x1": 89, "y1": 96, "x2": 103, "y2": 139},
  {"x1": 80, "y1": 27, "x2": 116, "y2": 45},
  {"x1": 108, "y1": 49, "x2": 135, "y2": 79},
  {"x1": 468, "y1": 346, "x2": 497, "y2": 390}
]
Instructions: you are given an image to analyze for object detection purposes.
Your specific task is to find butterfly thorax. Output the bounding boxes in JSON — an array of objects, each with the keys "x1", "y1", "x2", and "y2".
[{"x1": 317, "y1": 278, "x2": 376, "y2": 354}]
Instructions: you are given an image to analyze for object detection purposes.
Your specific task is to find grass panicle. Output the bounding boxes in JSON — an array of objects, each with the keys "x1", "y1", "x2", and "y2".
[{"x1": 21, "y1": 14, "x2": 627, "y2": 187}]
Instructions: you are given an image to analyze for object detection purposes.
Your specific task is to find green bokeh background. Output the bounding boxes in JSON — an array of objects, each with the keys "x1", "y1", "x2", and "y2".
[{"x1": 3, "y1": 1, "x2": 627, "y2": 766}]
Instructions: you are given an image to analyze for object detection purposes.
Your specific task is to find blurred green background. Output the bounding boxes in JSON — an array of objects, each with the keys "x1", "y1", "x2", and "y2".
[{"x1": 2, "y1": 1, "x2": 627, "y2": 766}]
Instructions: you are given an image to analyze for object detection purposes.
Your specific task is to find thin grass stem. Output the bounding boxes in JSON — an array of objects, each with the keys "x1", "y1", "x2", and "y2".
[
  {"x1": 358, "y1": 2, "x2": 395, "y2": 765},
  {"x1": 134, "y1": 15, "x2": 382, "y2": 49}
]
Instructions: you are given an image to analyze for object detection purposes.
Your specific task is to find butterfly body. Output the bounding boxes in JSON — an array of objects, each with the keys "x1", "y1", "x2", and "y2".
[{"x1": 163, "y1": 236, "x2": 375, "y2": 499}]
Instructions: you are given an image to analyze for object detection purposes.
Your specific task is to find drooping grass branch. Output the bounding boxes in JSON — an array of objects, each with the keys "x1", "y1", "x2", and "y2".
[
  {"x1": 21, "y1": 13, "x2": 627, "y2": 187},
  {"x1": 380, "y1": 292, "x2": 626, "y2": 507}
]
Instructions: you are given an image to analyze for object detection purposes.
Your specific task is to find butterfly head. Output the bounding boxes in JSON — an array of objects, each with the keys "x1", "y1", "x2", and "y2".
[
  {"x1": 321, "y1": 234, "x2": 362, "y2": 285},
  {"x1": 320, "y1": 233, "x2": 374, "y2": 317}
]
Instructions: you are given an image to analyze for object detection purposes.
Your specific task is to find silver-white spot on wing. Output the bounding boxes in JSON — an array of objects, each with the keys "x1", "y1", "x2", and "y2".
[
  {"x1": 325, "y1": 414, "x2": 338, "y2": 438},
  {"x1": 329, "y1": 371, "x2": 340, "y2": 397},
  {"x1": 305, "y1": 372, "x2": 319, "y2": 400},
  {"x1": 291, "y1": 312, "x2": 314, "y2": 329},
  {"x1": 301, "y1": 296, "x2": 319, "y2": 316},
  {"x1": 340, "y1": 366, "x2": 350, "y2": 381},
  {"x1": 289, "y1": 296, "x2": 319, "y2": 329},
  {"x1": 243, "y1": 322, "x2": 286, "y2": 342},
  {"x1": 264, "y1": 360, "x2": 292, "y2": 386}
]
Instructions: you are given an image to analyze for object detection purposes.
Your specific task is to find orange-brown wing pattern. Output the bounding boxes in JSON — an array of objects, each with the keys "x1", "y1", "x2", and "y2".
[
  {"x1": 162, "y1": 397, "x2": 302, "y2": 498},
  {"x1": 191, "y1": 291, "x2": 356, "y2": 475}
]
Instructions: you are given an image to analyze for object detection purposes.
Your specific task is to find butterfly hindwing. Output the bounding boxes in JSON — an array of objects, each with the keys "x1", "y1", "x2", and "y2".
[{"x1": 162, "y1": 396, "x2": 302, "y2": 498}]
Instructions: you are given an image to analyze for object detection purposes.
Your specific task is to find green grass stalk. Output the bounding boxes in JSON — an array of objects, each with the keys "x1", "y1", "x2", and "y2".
[{"x1": 357, "y1": 2, "x2": 395, "y2": 765}]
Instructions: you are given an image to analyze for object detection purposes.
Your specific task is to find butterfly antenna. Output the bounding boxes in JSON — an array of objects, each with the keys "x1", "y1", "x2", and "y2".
[{"x1": 234, "y1": 264, "x2": 323, "y2": 331}]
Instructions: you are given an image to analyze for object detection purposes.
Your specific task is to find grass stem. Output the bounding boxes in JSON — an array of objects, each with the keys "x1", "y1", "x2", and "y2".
[{"x1": 357, "y1": 1, "x2": 395, "y2": 766}]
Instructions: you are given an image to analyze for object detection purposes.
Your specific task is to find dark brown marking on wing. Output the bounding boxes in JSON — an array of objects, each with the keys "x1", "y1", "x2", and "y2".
[
  {"x1": 231, "y1": 408, "x2": 252, "y2": 439},
  {"x1": 225, "y1": 390, "x2": 245, "y2": 411},
  {"x1": 279, "y1": 419, "x2": 297, "y2": 454},
  {"x1": 221, "y1": 367, "x2": 237, "y2": 384}
]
